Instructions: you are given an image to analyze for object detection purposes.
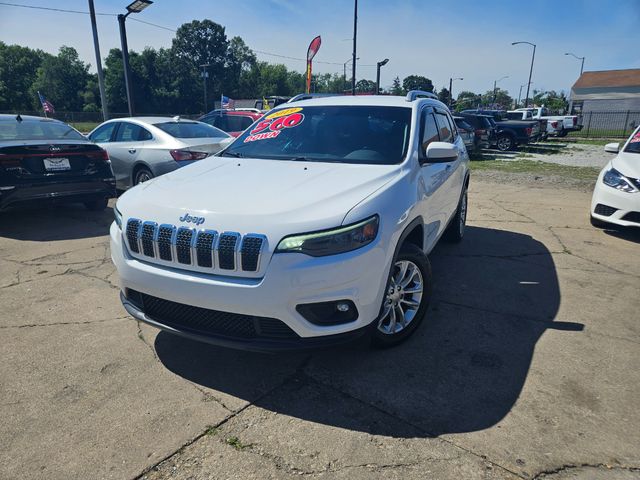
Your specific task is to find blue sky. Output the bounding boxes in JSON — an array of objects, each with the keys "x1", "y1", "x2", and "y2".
[{"x1": 1, "y1": 0, "x2": 639, "y2": 98}]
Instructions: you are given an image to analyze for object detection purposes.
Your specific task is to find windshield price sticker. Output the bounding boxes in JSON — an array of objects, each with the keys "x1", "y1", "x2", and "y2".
[
  {"x1": 265, "y1": 107, "x2": 303, "y2": 120},
  {"x1": 245, "y1": 110, "x2": 304, "y2": 142},
  {"x1": 630, "y1": 132, "x2": 640, "y2": 143}
]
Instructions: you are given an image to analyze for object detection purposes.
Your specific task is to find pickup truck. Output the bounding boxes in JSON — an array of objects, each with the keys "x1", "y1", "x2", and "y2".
[
  {"x1": 506, "y1": 110, "x2": 556, "y2": 138},
  {"x1": 462, "y1": 109, "x2": 539, "y2": 151},
  {"x1": 514, "y1": 107, "x2": 582, "y2": 137}
]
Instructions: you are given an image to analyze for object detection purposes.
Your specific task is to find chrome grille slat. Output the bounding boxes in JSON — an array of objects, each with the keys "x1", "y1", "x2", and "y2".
[
  {"x1": 124, "y1": 219, "x2": 266, "y2": 274},
  {"x1": 195, "y1": 230, "x2": 217, "y2": 268},
  {"x1": 176, "y1": 227, "x2": 195, "y2": 265},
  {"x1": 218, "y1": 232, "x2": 240, "y2": 271},
  {"x1": 240, "y1": 234, "x2": 266, "y2": 272},
  {"x1": 141, "y1": 222, "x2": 157, "y2": 257}
]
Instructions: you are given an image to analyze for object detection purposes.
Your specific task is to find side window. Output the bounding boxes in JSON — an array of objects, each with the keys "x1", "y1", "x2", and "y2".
[
  {"x1": 435, "y1": 112, "x2": 454, "y2": 143},
  {"x1": 421, "y1": 111, "x2": 439, "y2": 155},
  {"x1": 89, "y1": 123, "x2": 116, "y2": 143},
  {"x1": 139, "y1": 127, "x2": 152, "y2": 141},
  {"x1": 115, "y1": 122, "x2": 145, "y2": 142}
]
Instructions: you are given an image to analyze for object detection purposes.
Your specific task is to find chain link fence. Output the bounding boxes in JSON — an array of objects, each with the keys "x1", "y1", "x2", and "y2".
[{"x1": 570, "y1": 111, "x2": 640, "y2": 139}]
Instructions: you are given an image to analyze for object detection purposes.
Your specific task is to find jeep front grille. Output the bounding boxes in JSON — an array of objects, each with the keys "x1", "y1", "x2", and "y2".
[{"x1": 124, "y1": 218, "x2": 266, "y2": 273}]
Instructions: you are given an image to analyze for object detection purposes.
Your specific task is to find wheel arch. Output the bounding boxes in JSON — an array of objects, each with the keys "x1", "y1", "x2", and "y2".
[{"x1": 131, "y1": 161, "x2": 153, "y2": 185}]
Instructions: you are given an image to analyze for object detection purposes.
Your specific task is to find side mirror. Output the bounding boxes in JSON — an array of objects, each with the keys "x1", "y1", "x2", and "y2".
[
  {"x1": 424, "y1": 142, "x2": 458, "y2": 163},
  {"x1": 604, "y1": 142, "x2": 620, "y2": 154}
]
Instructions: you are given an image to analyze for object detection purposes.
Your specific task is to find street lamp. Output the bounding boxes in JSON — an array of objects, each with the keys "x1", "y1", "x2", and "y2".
[
  {"x1": 517, "y1": 82, "x2": 532, "y2": 108},
  {"x1": 512, "y1": 41, "x2": 536, "y2": 108},
  {"x1": 351, "y1": 0, "x2": 358, "y2": 95},
  {"x1": 200, "y1": 64, "x2": 210, "y2": 113},
  {"x1": 449, "y1": 77, "x2": 463, "y2": 107},
  {"x1": 343, "y1": 56, "x2": 359, "y2": 93},
  {"x1": 376, "y1": 58, "x2": 389, "y2": 95},
  {"x1": 565, "y1": 52, "x2": 585, "y2": 76},
  {"x1": 118, "y1": 0, "x2": 153, "y2": 116},
  {"x1": 492, "y1": 75, "x2": 509, "y2": 106}
]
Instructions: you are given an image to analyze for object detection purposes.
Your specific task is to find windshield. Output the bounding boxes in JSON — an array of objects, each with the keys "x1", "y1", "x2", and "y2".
[
  {"x1": 154, "y1": 121, "x2": 228, "y2": 139},
  {"x1": 0, "y1": 119, "x2": 85, "y2": 141},
  {"x1": 221, "y1": 105, "x2": 412, "y2": 165},
  {"x1": 624, "y1": 130, "x2": 640, "y2": 154}
]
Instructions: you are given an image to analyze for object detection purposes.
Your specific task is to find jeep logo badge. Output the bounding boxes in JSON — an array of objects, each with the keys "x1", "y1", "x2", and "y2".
[{"x1": 179, "y1": 213, "x2": 205, "y2": 225}]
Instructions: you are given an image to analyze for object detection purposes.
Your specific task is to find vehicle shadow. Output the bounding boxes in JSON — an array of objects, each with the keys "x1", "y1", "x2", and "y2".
[
  {"x1": 603, "y1": 226, "x2": 640, "y2": 244},
  {"x1": 154, "y1": 226, "x2": 583, "y2": 437},
  {"x1": 0, "y1": 203, "x2": 114, "y2": 241}
]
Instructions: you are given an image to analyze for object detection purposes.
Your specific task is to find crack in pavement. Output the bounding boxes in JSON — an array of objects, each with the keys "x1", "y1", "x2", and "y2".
[
  {"x1": 0, "y1": 316, "x2": 128, "y2": 329},
  {"x1": 134, "y1": 355, "x2": 313, "y2": 480},
  {"x1": 531, "y1": 462, "x2": 640, "y2": 479}
]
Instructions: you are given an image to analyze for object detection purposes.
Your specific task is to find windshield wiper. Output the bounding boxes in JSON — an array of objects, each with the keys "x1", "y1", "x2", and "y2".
[
  {"x1": 289, "y1": 156, "x2": 342, "y2": 163},
  {"x1": 220, "y1": 151, "x2": 244, "y2": 158}
]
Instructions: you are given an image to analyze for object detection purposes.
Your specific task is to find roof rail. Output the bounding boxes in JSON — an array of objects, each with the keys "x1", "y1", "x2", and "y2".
[
  {"x1": 288, "y1": 93, "x2": 342, "y2": 103},
  {"x1": 405, "y1": 90, "x2": 439, "y2": 102}
]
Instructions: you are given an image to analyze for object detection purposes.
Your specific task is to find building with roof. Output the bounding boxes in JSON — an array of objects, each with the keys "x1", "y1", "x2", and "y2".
[{"x1": 569, "y1": 68, "x2": 640, "y2": 113}]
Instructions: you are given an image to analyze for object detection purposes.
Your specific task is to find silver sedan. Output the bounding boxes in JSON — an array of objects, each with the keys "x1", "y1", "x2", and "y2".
[{"x1": 88, "y1": 117, "x2": 233, "y2": 190}]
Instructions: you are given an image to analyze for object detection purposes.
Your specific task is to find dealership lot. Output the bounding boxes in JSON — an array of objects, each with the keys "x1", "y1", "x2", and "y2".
[{"x1": 1, "y1": 175, "x2": 639, "y2": 480}]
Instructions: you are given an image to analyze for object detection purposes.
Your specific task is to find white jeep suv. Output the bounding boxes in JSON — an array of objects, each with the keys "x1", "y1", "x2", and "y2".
[{"x1": 110, "y1": 92, "x2": 470, "y2": 351}]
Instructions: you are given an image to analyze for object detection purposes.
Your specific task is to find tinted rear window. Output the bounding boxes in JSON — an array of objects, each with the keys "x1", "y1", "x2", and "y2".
[
  {"x1": 0, "y1": 119, "x2": 85, "y2": 141},
  {"x1": 154, "y1": 122, "x2": 229, "y2": 139}
]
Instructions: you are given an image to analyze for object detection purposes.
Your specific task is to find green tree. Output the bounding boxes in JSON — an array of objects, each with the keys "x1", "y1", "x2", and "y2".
[
  {"x1": 390, "y1": 76, "x2": 403, "y2": 95},
  {"x1": 437, "y1": 87, "x2": 450, "y2": 104},
  {"x1": 532, "y1": 89, "x2": 568, "y2": 113},
  {"x1": 402, "y1": 75, "x2": 433, "y2": 93},
  {"x1": 455, "y1": 91, "x2": 481, "y2": 111},
  {"x1": 30, "y1": 46, "x2": 89, "y2": 111},
  {"x1": 356, "y1": 79, "x2": 376, "y2": 93},
  {"x1": 0, "y1": 42, "x2": 50, "y2": 111},
  {"x1": 481, "y1": 88, "x2": 513, "y2": 109}
]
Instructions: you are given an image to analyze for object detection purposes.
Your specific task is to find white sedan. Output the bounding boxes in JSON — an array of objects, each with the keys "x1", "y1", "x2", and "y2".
[
  {"x1": 590, "y1": 126, "x2": 640, "y2": 228},
  {"x1": 88, "y1": 117, "x2": 233, "y2": 190}
]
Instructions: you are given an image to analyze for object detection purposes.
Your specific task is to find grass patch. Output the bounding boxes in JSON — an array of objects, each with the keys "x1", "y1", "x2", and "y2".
[
  {"x1": 570, "y1": 138, "x2": 618, "y2": 147},
  {"x1": 70, "y1": 122, "x2": 100, "y2": 133},
  {"x1": 470, "y1": 159, "x2": 600, "y2": 181},
  {"x1": 225, "y1": 436, "x2": 253, "y2": 450},
  {"x1": 205, "y1": 426, "x2": 219, "y2": 436}
]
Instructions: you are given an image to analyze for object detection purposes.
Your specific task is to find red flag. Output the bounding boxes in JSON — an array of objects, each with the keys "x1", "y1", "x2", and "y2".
[{"x1": 306, "y1": 36, "x2": 321, "y2": 94}]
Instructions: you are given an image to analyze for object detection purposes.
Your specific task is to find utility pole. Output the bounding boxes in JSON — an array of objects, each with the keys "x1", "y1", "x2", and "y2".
[
  {"x1": 88, "y1": 0, "x2": 108, "y2": 121},
  {"x1": 449, "y1": 77, "x2": 462, "y2": 107},
  {"x1": 200, "y1": 64, "x2": 210, "y2": 114},
  {"x1": 512, "y1": 41, "x2": 536, "y2": 108},
  {"x1": 351, "y1": 0, "x2": 358, "y2": 95}
]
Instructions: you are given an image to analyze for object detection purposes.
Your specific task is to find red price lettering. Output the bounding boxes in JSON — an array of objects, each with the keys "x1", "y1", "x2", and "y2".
[{"x1": 251, "y1": 119, "x2": 272, "y2": 135}]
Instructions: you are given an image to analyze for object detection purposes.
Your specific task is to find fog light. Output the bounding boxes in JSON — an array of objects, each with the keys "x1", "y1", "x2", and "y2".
[
  {"x1": 336, "y1": 302, "x2": 350, "y2": 312},
  {"x1": 296, "y1": 300, "x2": 358, "y2": 326}
]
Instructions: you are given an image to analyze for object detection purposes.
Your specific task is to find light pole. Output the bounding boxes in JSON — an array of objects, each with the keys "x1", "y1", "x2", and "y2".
[
  {"x1": 512, "y1": 41, "x2": 536, "y2": 108},
  {"x1": 449, "y1": 77, "x2": 462, "y2": 107},
  {"x1": 351, "y1": 0, "x2": 358, "y2": 95},
  {"x1": 376, "y1": 58, "x2": 389, "y2": 95},
  {"x1": 517, "y1": 82, "x2": 532, "y2": 108},
  {"x1": 565, "y1": 52, "x2": 585, "y2": 76},
  {"x1": 88, "y1": 0, "x2": 108, "y2": 121},
  {"x1": 200, "y1": 64, "x2": 210, "y2": 113},
  {"x1": 118, "y1": 0, "x2": 153, "y2": 116},
  {"x1": 492, "y1": 75, "x2": 509, "y2": 106}
]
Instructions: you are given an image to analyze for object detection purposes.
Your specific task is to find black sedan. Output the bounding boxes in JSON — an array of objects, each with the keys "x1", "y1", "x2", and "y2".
[{"x1": 0, "y1": 115, "x2": 115, "y2": 211}]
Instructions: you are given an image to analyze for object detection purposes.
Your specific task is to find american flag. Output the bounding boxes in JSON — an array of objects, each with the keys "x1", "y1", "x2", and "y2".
[
  {"x1": 37, "y1": 91, "x2": 55, "y2": 114},
  {"x1": 221, "y1": 95, "x2": 235, "y2": 110}
]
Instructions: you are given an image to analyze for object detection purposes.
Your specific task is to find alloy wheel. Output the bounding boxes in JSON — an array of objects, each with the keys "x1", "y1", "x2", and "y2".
[{"x1": 377, "y1": 260, "x2": 424, "y2": 335}]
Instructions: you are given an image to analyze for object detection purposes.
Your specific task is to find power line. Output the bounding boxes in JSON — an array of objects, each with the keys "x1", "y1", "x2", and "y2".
[
  {"x1": 0, "y1": 1, "x2": 115, "y2": 15},
  {"x1": 0, "y1": 1, "x2": 377, "y2": 68}
]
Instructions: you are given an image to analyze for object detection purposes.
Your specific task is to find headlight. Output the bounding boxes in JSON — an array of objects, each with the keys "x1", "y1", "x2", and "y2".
[
  {"x1": 276, "y1": 215, "x2": 379, "y2": 257},
  {"x1": 603, "y1": 168, "x2": 639, "y2": 193},
  {"x1": 114, "y1": 205, "x2": 123, "y2": 229}
]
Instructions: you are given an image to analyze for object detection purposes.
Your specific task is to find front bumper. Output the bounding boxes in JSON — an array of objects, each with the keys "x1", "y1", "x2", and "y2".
[
  {"x1": 0, "y1": 179, "x2": 115, "y2": 210},
  {"x1": 110, "y1": 222, "x2": 392, "y2": 350},
  {"x1": 591, "y1": 175, "x2": 640, "y2": 227}
]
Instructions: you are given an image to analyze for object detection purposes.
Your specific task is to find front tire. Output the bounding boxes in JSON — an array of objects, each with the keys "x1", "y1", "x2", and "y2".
[{"x1": 372, "y1": 244, "x2": 432, "y2": 348}]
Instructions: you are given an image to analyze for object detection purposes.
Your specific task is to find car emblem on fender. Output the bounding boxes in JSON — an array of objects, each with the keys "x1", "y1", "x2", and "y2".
[{"x1": 179, "y1": 213, "x2": 205, "y2": 225}]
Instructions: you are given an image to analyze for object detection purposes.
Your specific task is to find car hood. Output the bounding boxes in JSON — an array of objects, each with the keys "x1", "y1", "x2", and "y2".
[
  {"x1": 117, "y1": 157, "x2": 399, "y2": 237},
  {"x1": 612, "y1": 151, "x2": 640, "y2": 179}
]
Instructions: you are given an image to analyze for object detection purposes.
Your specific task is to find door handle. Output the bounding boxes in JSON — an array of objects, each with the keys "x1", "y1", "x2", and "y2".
[{"x1": 128, "y1": 149, "x2": 136, "y2": 154}]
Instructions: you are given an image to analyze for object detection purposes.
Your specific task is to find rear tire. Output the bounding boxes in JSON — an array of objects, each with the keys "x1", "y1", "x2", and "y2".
[
  {"x1": 443, "y1": 188, "x2": 468, "y2": 243},
  {"x1": 84, "y1": 197, "x2": 108, "y2": 211},
  {"x1": 496, "y1": 134, "x2": 515, "y2": 151},
  {"x1": 371, "y1": 244, "x2": 432, "y2": 348},
  {"x1": 133, "y1": 167, "x2": 153, "y2": 186},
  {"x1": 557, "y1": 130, "x2": 568, "y2": 138}
]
